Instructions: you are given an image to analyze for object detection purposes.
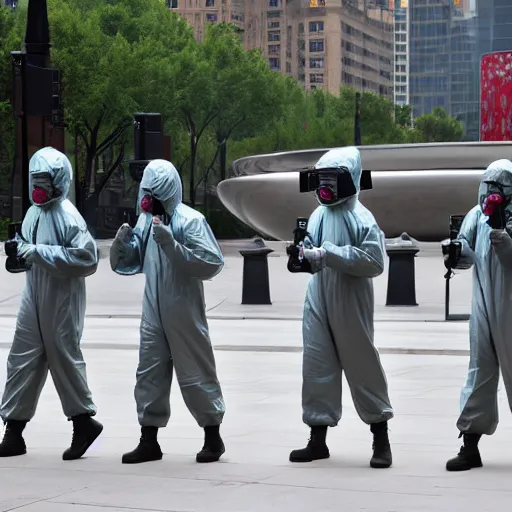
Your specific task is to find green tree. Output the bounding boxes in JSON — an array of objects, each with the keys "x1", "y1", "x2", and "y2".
[
  {"x1": 410, "y1": 106, "x2": 464, "y2": 142},
  {"x1": 395, "y1": 104, "x2": 412, "y2": 128},
  {"x1": 0, "y1": 4, "x2": 24, "y2": 194},
  {"x1": 46, "y1": 0, "x2": 193, "y2": 216}
]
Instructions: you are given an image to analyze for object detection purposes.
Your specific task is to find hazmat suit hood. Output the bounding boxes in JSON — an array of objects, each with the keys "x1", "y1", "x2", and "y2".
[
  {"x1": 478, "y1": 159, "x2": 512, "y2": 211},
  {"x1": 314, "y1": 146, "x2": 362, "y2": 207},
  {"x1": 138, "y1": 159, "x2": 182, "y2": 217},
  {"x1": 29, "y1": 147, "x2": 72, "y2": 207}
]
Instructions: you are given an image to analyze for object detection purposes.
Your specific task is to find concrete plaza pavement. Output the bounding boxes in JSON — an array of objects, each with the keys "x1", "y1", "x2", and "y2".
[
  {"x1": 2, "y1": 242, "x2": 512, "y2": 511},
  {"x1": 0, "y1": 239, "x2": 473, "y2": 321}
]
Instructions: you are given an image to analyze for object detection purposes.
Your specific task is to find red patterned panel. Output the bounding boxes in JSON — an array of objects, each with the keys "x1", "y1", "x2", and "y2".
[{"x1": 481, "y1": 51, "x2": 512, "y2": 141}]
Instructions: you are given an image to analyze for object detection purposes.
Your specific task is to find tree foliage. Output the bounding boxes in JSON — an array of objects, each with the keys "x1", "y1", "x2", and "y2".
[{"x1": 0, "y1": 1, "x2": 466, "y2": 223}]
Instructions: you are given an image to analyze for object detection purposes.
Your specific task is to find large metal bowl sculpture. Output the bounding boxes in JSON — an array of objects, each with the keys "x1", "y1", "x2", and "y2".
[{"x1": 217, "y1": 141, "x2": 512, "y2": 241}]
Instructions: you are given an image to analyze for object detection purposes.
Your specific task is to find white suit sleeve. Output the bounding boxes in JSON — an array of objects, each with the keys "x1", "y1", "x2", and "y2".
[
  {"x1": 153, "y1": 217, "x2": 224, "y2": 280},
  {"x1": 322, "y1": 224, "x2": 385, "y2": 278},
  {"x1": 110, "y1": 214, "x2": 149, "y2": 276},
  {"x1": 31, "y1": 225, "x2": 98, "y2": 278},
  {"x1": 454, "y1": 206, "x2": 479, "y2": 270}
]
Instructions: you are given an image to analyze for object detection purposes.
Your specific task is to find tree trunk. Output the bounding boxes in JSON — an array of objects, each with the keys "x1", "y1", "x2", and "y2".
[
  {"x1": 219, "y1": 139, "x2": 227, "y2": 181},
  {"x1": 84, "y1": 148, "x2": 95, "y2": 209},
  {"x1": 189, "y1": 132, "x2": 197, "y2": 207}
]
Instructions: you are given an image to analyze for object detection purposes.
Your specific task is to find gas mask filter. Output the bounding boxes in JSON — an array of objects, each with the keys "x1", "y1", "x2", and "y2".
[
  {"x1": 481, "y1": 180, "x2": 511, "y2": 230},
  {"x1": 299, "y1": 166, "x2": 369, "y2": 206},
  {"x1": 140, "y1": 193, "x2": 166, "y2": 216},
  {"x1": 31, "y1": 172, "x2": 54, "y2": 205}
]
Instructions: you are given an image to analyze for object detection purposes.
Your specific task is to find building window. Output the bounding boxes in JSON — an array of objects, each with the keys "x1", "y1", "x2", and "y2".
[
  {"x1": 309, "y1": 39, "x2": 324, "y2": 52},
  {"x1": 166, "y1": 0, "x2": 178, "y2": 7},
  {"x1": 286, "y1": 61, "x2": 292, "y2": 73},
  {"x1": 205, "y1": 0, "x2": 214, "y2": 6},
  {"x1": 309, "y1": 21, "x2": 324, "y2": 32},
  {"x1": 309, "y1": 57, "x2": 324, "y2": 68},
  {"x1": 268, "y1": 31, "x2": 280, "y2": 42},
  {"x1": 396, "y1": 44, "x2": 406, "y2": 53},
  {"x1": 267, "y1": 11, "x2": 280, "y2": 18},
  {"x1": 268, "y1": 44, "x2": 280, "y2": 54},
  {"x1": 268, "y1": 21, "x2": 280, "y2": 29},
  {"x1": 269, "y1": 0, "x2": 280, "y2": 7},
  {"x1": 206, "y1": 13, "x2": 217, "y2": 22},
  {"x1": 309, "y1": 0, "x2": 326, "y2": 6},
  {"x1": 269, "y1": 57, "x2": 281, "y2": 70},
  {"x1": 310, "y1": 73, "x2": 324, "y2": 84}
]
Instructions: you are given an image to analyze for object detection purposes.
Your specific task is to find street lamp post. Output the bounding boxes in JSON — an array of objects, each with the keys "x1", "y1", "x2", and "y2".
[{"x1": 10, "y1": 0, "x2": 64, "y2": 222}]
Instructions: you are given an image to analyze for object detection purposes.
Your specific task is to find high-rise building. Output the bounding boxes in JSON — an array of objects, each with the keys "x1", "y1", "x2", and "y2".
[
  {"x1": 408, "y1": 0, "x2": 512, "y2": 140},
  {"x1": 409, "y1": 0, "x2": 452, "y2": 118},
  {"x1": 393, "y1": 2, "x2": 409, "y2": 105},
  {"x1": 450, "y1": 5, "x2": 479, "y2": 140},
  {"x1": 169, "y1": 0, "x2": 395, "y2": 99}
]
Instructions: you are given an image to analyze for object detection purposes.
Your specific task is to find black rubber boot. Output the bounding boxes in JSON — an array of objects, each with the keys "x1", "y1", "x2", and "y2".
[
  {"x1": 122, "y1": 426, "x2": 163, "y2": 464},
  {"x1": 370, "y1": 421, "x2": 392, "y2": 468},
  {"x1": 196, "y1": 425, "x2": 225, "y2": 463},
  {"x1": 63, "y1": 414, "x2": 103, "y2": 461},
  {"x1": 289, "y1": 426, "x2": 330, "y2": 463},
  {"x1": 446, "y1": 433, "x2": 482, "y2": 471},
  {"x1": 0, "y1": 420, "x2": 27, "y2": 457}
]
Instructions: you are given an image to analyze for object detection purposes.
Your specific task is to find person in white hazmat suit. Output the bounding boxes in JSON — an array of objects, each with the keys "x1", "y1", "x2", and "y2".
[
  {"x1": 109, "y1": 160, "x2": 225, "y2": 464},
  {"x1": 288, "y1": 146, "x2": 394, "y2": 468},
  {"x1": 444, "y1": 159, "x2": 512, "y2": 471},
  {"x1": 0, "y1": 147, "x2": 102, "y2": 460}
]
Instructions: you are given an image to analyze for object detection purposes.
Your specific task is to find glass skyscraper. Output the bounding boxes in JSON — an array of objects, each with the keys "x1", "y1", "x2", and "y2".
[
  {"x1": 409, "y1": 1, "x2": 451, "y2": 117},
  {"x1": 408, "y1": 0, "x2": 512, "y2": 140}
]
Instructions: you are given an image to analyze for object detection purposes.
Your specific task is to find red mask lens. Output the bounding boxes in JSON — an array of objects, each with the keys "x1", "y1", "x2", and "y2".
[
  {"x1": 140, "y1": 195, "x2": 153, "y2": 213},
  {"x1": 32, "y1": 187, "x2": 49, "y2": 204},
  {"x1": 319, "y1": 187, "x2": 333, "y2": 201},
  {"x1": 483, "y1": 193, "x2": 503, "y2": 215}
]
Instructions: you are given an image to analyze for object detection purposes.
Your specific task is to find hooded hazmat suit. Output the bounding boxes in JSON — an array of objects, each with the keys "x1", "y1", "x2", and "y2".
[
  {"x1": 0, "y1": 147, "x2": 102, "y2": 460},
  {"x1": 109, "y1": 159, "x2": 226, "y2": 464},
  {"x1": 289, "y1": 147, "x2": 393, "y2": 468},
  {"x1": 445, "y1": 159, "x2": 512, "y2": 471}
]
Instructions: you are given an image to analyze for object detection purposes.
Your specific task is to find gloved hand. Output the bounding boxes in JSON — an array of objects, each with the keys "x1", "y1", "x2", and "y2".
[
  {"x1": 115, "y1": 223, "x2": 132, "y2": 244},
  {"x1": 152, "y1": 217, "x2": 174, "y2": 245},
  {"x1": 490, "y1": 229, "x2": 512, "y2": 268},
  {"x1": 17, "y1": 240, "x2": 36, "y2": 264},
  {"x1": 441, "y1": 239, "x2": 462, "y2": 270},
  {"x1": 300, "y1": 245, "x2": 326, "y2": 272},
  {"x1": 301, "y1": 246, "x2": 326, "y2": 262},
  {"x1": 490, "y1": 229, "x2": 512, "y2": 246}
]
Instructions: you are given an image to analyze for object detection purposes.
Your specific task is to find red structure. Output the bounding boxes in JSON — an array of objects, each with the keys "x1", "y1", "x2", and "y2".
[{"x1": 480, "y1": 51, "x2": 512, "y2": 142}]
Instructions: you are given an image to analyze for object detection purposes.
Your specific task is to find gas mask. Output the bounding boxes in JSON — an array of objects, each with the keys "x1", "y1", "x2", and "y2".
[
  {"x1": 299, "y1": 166, "x2": 372, "y2": 206},
  {"x1": 31, "y1": 172, "x2": 54, "y2": 205},
  {"x1": 481, "y1": 180, "x2": 511, "y2": 230},
  {"x1": 140, "y1": 193, "x2": 166, "y2": 216}
]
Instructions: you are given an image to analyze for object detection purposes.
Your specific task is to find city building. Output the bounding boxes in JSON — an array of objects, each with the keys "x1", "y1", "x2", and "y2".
[
  {"x1": 168, "y1": 0, "x2": 395, "y2": 99},
  {"x1": 450, "y1": 5, "x2": 479, "y2": 140},
  {"x1": 393, "y1": 1, "x2": 409, "y2": 106},
  {"x1": 408, "y1": 0, "x2": 512, "y2": 140},
  {"x1": 408, "y1": 0, "x2": 452, "y2": 118}
]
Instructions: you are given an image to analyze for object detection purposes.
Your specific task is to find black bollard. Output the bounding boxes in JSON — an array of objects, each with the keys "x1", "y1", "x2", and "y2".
[
  {"x1": 239, "y1": 239, "x2": 274, "y2": 305},
  {"x1": 385, "y1": 233, "x2": 419, "y2": 307}
]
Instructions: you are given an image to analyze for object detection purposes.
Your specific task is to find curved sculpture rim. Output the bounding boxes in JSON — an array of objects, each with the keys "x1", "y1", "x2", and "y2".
[
  {"x1": 232, "y1": 141, "x2": 512, "y2": 175},
  {"x1": 219, "y1": 142, "x2": 512, "y2": 242}
]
